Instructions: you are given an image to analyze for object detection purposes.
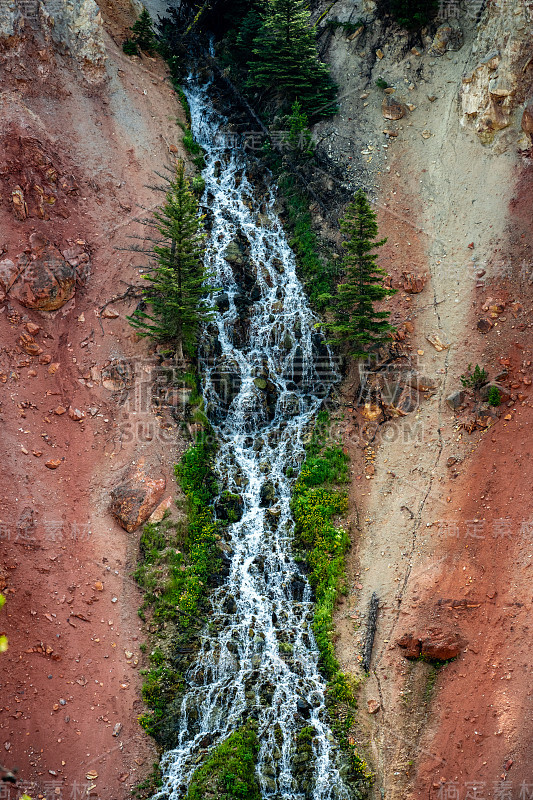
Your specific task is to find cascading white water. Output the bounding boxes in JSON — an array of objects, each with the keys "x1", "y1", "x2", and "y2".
[{"x1": 158, "y1": 65, "x2": 351, "y2": 800}]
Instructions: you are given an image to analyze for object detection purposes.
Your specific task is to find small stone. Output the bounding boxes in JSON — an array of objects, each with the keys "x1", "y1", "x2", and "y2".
[
  {"x1": 77, "y1": 313, "x2": 85, "y2": 322},
  {"x1": 124, "y1": 650, "x2": 133, "y2": 659},
  {"x1": 94, "y1": 581, "x2": 104, "y2": 591},
  {"x1": 428, "y1": 95, "x2": 437, "y2": 101},
  {"x1": 68, "y1": 406, "x2": 85, "y2": 421},
  {"x1": 26, "y1": 322, "x2": 40, "y2": 335},
  {"x1": 112, "y1": 723, "x2": 123, "y2": 737},
  {"x1": 421, "y1": 129, "x2": 432, "y2": 139},
  {"x1": 376, "y1": 49, "x2": 384, "y2": 59},
  {"x1": 45, "y1": 459, "x2": 62, "y2": 469},
  {"x1": 382, "y1": 96, "x2": 405, "y2": 120},
  {"x1": 39, "y1": 354, "x2": 52, "y2": 365},
  {"x1": 4, "y1": 742, "x2": 10, "y2": 751},
  {"x1": 367, "y1": 698, "x2": 380, "y2": 714},
  {"x1": 477, "y1": 318, "x2": 493, "y2": 333},
  {"x1": 55, "y1": 405, "x2": 67, "y2": 415},
  {"x1": 101, "y1": 308, "x2": 120, "y2": 319}
]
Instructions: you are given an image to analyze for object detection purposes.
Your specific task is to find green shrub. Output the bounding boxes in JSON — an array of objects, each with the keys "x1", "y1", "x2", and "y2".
[
  {"x1": 192, "y1": 175, "x2": 206, "y2": 195},
  {"x1": 277, "y1": 175, "x2": 339, "y2": 310},
  {"x1": 487, "y1": 386, "x2": 501, "y2": 406},
  {"x1": 375, "y1": 77, "x2": 390, "y2": 90},
  {"x1": 460, "y1": 363, "x2": 488, "y2": 391},
  {"x1": 122, "y1": 38, "x2": 138, "y2": 55},
  {"x1": 377, "y1": 0, "x2": 438, "y2": 29}
]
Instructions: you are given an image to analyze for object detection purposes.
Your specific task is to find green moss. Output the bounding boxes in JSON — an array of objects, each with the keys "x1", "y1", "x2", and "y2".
[
  {"x1": 276, "y1": 175, "x2": 339, "y2": 311},
  {"x1": 135, "y1": 429, "x2": 221, "y2": 740},
  {"x1": 291, "y1": 412, "x2": 374, "y2": 788},
  {"x1": 185, "y1": 723, "x2": 261, "y2": 800}
]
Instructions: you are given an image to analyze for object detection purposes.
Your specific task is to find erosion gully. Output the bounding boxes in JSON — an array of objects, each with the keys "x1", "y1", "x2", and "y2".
[{"x1": 157, "y1": 62, "x2": 351, "y2": 800}]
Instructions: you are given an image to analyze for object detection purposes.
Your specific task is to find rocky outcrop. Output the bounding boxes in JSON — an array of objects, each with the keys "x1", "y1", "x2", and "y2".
[
  {"x1": 0, "y1": 0, "x2": 106, "y2": 81},
  {"x1": 110, "y1": 459, "x2": 166, "y2": 533},
  {"x1": 460, "y1": 0, "x2": 533, "y2": 143},
  {"x1": 397, "y1": 629, "x2": 467, "y2": 661},
  {"x1": 0, "y1": 232, "x2": 83, "y2": 310}
]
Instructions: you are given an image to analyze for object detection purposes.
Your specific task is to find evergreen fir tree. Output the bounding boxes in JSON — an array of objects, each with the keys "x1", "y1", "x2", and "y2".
[
  {"x1": 128, "y1": 160, "x2": 211, "y2": 360},
  {"x1": 283, "y1": 99, "x2": 314, "y2": 159},
  {"x1": 325, "y1": 189, "x2": 396, "y2": 359},
  {"x1": 131, "y1": 8, "x2": 156, "y2": 53},
  {"x1": 247, "y1": 0, "x2": 337, "y2": 121}
]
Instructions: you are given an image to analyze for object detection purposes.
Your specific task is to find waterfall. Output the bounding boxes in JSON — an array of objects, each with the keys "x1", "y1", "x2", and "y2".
[{"x1": 157, "y1": 65, "x2": 350, "y2": 800}]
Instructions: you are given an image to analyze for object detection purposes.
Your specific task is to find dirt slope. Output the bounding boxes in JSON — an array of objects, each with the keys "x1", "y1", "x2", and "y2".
[{"x1": 319, "y1": 5, "x2": 533, "y2": 798}]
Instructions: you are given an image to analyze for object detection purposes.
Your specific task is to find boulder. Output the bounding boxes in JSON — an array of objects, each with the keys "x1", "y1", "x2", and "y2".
[
  {"x1": 211, "y1": 357, "x2": 242, "y2": 408},
  {"x1": 260, "y1": 480, "x2": 276, "y2": 508},
  {"x1": 480, "y1": 382, "x2": 510, "y2": 403},
  {"x1": 382, "y1": 96, "x2": 405, "y2": 121},
  {"x1": 397, "y1": 628, "x2": 466, "y2": 661},
  {"x1": 429, "y1": 22, "x2": 463, "y2": 56},
  {"x1": 402, "y1": 271, "x2": 427, "y2": 294},
  {"x1": 110, "y1": 459, "x2": 166, "y2": 533},
  {"x1": 8, "y1": 233, "x2": 78, "y2": 311},
  {"x1": 446, "y1": 390, "x2": 467, "y2": 410}
]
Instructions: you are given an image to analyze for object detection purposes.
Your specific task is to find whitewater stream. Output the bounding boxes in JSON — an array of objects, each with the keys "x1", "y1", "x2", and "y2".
[{"x1": 158, "y1": 65, "x2": 351, "y2": 800}]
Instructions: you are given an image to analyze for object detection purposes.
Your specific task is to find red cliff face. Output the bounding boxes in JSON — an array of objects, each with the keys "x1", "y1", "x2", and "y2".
[{"x1": 0, "y1": 1, "x2": 188, "y2": 795}]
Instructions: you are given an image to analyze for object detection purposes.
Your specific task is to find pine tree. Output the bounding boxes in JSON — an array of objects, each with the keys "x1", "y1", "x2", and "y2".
[
  {"x1": 128, "y1": 160, "x2": 211, "y2": 360},
  {"x1": 131, "y1": 7, "x2": 156, "y2": 53},
  {"x1": 325, "y1": 189, "x2": 396, "y2": 359},
  {"x1": 283, "y1": 99, "x2": 314, "y2": 159},
  {"x1": 247, "y1": 0, "x2": 337, "y2": 121}
]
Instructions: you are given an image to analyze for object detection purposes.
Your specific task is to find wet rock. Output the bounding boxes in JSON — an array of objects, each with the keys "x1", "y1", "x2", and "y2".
[
  {"x1": 215, "y1": 292, "x2": 230, "y2": 313},
  {"x1": 211, "y1": 358, "x2": 242, "y2": 408},
  {"x1": 296, "y1": 698, "x2": 311, "y2": 719},
  {"x1": 215, "y1": 491, "x2": 244, "y2": 522},
  {"x1": 382, "y1": 96, "x2": 405, "y2": 120},
  {"x1": 260, "y1": 480, "x2": 276, "y2": 507},
  {"x1": 9, "y1": 233, "x2": 79, "y2": 311},
  {"x1": 109, "y1": 459, "x2": 166, "y2": 533},
  {"x1": 223, "y1": 595, "x2": 237, "y2": 614},
  {"x1": 446, "y1": 390, "x2": 467, "y2": 410}
]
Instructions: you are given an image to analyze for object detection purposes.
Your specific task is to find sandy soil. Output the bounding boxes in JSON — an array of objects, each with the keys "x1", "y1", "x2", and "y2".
[{"x1": 0, "y1": 9, "x2": 189, "y2": 798}]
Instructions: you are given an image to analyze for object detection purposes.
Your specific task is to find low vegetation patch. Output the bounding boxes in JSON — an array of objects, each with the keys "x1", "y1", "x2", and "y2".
[
  {"x1": 291, "y1": 411, "x2": 374, "y2": 787},
  {"x1": 185, "y1": 722, "x2": 261, "y2": 800},
  {"x1": 135, "y1": 429, "x2": 221, "y2": 740}
]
